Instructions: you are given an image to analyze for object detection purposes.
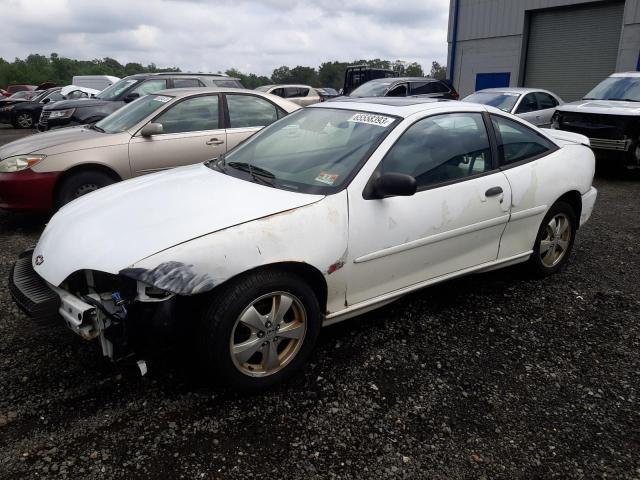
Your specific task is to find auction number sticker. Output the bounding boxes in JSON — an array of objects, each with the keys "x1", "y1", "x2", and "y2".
[
  {"x1": 348, "y1": 113, "x2": 394, "y2": 127},
  {"x1": 315, "y1": 171, "x2": 339, "y2": 185},
  {"x1": 153, "y1": 95, "x2": 172, "y2": 103}
]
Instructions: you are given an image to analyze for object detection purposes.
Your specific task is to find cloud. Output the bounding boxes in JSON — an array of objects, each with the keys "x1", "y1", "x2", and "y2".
[{"x1": 0, "y1": 0, "x2": 449, "y2": 75}]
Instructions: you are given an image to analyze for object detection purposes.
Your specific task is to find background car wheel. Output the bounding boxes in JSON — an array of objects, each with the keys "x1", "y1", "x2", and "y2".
[
  {"x1": 13, "y1": 112, "x2": 34, "y2": 129},
  {"x1": 198, "y1": 270, "x2": 321, "y2": 391},
  {"x1": 56, "y1": 170, "x2": 116, "y2": 208},
  {"x1": 527, "y1": 200, "x2": 577, "y2": 276}
]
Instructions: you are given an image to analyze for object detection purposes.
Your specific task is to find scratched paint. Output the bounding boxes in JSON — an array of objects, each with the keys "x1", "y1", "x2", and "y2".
[{"x1": 120, "y1": 261, "x2": 215, "y2": 295}]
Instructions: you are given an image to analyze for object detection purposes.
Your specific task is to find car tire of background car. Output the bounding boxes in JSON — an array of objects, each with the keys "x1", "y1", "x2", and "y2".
[
  {"x1": 12, "y1": 112, "x2": 34, "y2": 129},
  {"x1": 197, "y1": 270, "x2": 321, "y2": 391},
  {"x1": 527, "y1": 200, "x2": 577, "y2": 277},
  {"x1": 56, "y1": 170, "x2": 116, "y2": 208}
]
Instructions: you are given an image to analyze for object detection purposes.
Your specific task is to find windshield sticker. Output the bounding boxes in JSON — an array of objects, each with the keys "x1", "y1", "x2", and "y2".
[
  {"x1": 348, "y1": 113, "x2": 394, "y2": 127},
  {"x1": 315, "y1": 171, "x2": 339, "y2": 185},
  {"x1": 153, "y1": 95, "x2": 172, "y2": 103}
]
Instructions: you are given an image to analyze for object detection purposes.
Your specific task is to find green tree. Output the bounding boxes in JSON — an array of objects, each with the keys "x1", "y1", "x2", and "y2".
[
  {"x1": 429, "y1": 61, "x2": 447, "y2": 80},
  {"x1": 405, "y1": 62, "x2": 424, "y2": 77},
  {"x1": 318, "y1": 61, "x2": 348, "y2": 89}
]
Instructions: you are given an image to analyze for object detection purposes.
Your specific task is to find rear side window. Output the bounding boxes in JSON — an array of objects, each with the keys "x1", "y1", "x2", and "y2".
[
  {"x1": 381, "y1": 112, "x2": 492, "y2": 189},
  {"x1": 173, "y1": 78, "x2": 203, "y2": 88},
  {"x1": 535, "y1": 92, "x2": 558, "y2": 109},
  {"x1": 432, "y1": 82, "x2": 450, "y2": 93},
  {"x1": 387, "y1": 84, "x2": 408, "y2": 97},
  {"x1": 284, "y1": 87, "x2": 309, "y2": 98},
  {"x1": 213, "y1": 79, "x2": 243, "y2": 88},
  {"x1": 491, "y1": 115, "x2": 555, "y2": 166},
  {"x1": 226, "y1": 94, "x2": 279, "y2": 128},
  {"x1": 271, "y1": 88, "x2": 285, "y2": 98},
  {"x1": 411, "y1": 82, "x2": 449, "y2": 94}
]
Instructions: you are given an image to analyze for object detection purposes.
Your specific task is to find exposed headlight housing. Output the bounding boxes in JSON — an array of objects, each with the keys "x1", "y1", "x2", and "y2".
[
  {"x1": 48, "y1": 108, "x2": 75, "y2": 119},
  {"x1": 0, "y1": 154, "x2": 46, "y2": 173},
  {"x1": 550, "y1": 112, "x2": 560, "y2": 130}
]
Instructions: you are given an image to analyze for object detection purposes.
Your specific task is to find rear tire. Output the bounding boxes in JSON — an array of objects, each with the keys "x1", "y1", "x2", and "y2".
[
  {"x1": 527, "y1": 200, "x2": 577, "y2": 277},
  {"x1": 56, "y1": 170, "x2": 116, "y2": 208},
  {"x1": 197, "y1": 270, "x2": 321, "y2": 391}
]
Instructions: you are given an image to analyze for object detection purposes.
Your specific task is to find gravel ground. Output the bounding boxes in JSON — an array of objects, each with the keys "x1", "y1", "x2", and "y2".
[{"x1": 0, "y1": 128, "x2": 639, "y2": 479}]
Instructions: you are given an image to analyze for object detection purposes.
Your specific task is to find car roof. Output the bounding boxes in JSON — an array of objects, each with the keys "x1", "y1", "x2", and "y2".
[
  {"x1": 154, "y1": 87, "x2": 263, "y2": 97},
  {"x1": 365, "y1": 77, "x2": 438, "y2": 84},
  {"x1": 312, "y1": 97, "x2": 486, "y2": 117},
  {"x1": 265, "y1": 84, "x2": 314, "y2": 89},
  {"x1": 125, "y1": 72, "x2": 239, "y2": 80},
  {"x1": 611, "y1": 72, "x2": 640, "y2": 78},
  {"x1": 472, "y1": 87, "x2": 553, "y2": 95}
]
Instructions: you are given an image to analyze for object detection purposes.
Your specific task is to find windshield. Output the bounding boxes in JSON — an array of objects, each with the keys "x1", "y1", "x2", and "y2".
[
  {"x1": 349, "y1": 81, "x2": 392, "y2": 97},
  {"x1": 31, "y1": 90, "x2": 50, "y2": 102},
  {"x1": 584, "y1": 76, "x2": 640, "y2": 102},
  {"x1": 96, "y1": 78, "x2": 138, "y2": 100},
  {"x1": 95, "y1": 94, "x2": 174, "y2": 133},
  {"x1": 254, "y1": 85, "x2": 272, "y2": 92},
  {"x1": 216, "y1": 107, "x2": 399, "y2": 194},
  {"x1": 463, "y1": 92, "x2": 520, "y2": 112}
]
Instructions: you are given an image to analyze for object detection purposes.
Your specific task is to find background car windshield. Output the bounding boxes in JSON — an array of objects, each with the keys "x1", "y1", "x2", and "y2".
[
  {"x1": 95, "y1": 79, "x2": 138, "y2": 100},
  {"x1": 463, "y1": 92, "x2": 519, "y2": 112},
  {"x1": 31, "y1": 90, "x2": 50, "y2": 102},
  {"x1": 95, "y1": 94, "x2": 174, "y2": 133},
  {"x1": 349, "y1": 82, "x2": 391, "y2": 97},
  {"x1": 222, "y1": 107, "x2": 398, "y2": 194},
  {"x1": 584, "y1": 77, "x2": 640, "y2": 101}
]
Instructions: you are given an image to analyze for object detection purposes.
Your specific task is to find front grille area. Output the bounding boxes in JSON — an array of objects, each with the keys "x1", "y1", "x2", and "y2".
[
  {"x1": 589, "y1": 138, "x2": 632, "y2": 151},
  {"x1": 9, "y1": 252, "x2": 60, "y2": 323},
  {"x1": 558, "y1": 112, "x2": 633, "y2": 140},
  {"x1": 39, "y1": 110, "x2": 51, "y2": 127}
]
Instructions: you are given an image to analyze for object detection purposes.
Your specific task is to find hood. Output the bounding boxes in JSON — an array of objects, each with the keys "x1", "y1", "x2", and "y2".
[
  {"x1": 557, "y1": 99, "x2": 640, "y2": 116},
  {"x1": 44, "y1": 98, "x2": 112, "y2": 110},
  {"x1": 33, "y1": 163, "x2": 324, "y2": 286},
  {"x1": 0, "y1": 126, "x2": 109, "y2": 159},
  {"x1": 540, "y1": 128, "x2": 590, "y2": 147},
  {"x1": 0, "y1": 99, "x2": 27, "y2": 107}
]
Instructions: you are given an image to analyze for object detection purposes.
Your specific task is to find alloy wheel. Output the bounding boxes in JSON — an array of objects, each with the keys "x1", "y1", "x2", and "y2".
[
  {"x1": 540, "y1": 213, "x2": 572, "y2": 268},
  {"x1": 230, "y1": 291, "x2": 307, "y2": 377},
  {"x1": 17, "y1": 113, "x2": 33, "y2": 128}
]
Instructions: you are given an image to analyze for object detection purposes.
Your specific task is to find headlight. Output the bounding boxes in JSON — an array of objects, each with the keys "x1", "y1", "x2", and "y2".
[
  {"x1": 0, "y1": 155, "x2": 46, "y2": 173},
  {"x1": 48, "y1": 108, "x2": 75, "y2": 119}
]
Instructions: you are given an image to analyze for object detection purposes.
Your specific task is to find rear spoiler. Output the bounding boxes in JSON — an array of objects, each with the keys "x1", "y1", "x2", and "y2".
[{"x1": 540, "y1": 128, "x2": 590, "y2": 147}]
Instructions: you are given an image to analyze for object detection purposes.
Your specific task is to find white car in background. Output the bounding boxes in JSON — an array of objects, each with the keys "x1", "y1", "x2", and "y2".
[
  {"x1": 255, "y1": 84, "x2": 321, "y2": 106},
  {"x1": 10, "y1": 98, "x2": 597, "y2": 391},
  {"x1": 464, "y1": 88, "x2": 563, "y2": 127},
  {"x1": 60, "y1": 85, "x2": 101, "y2": 99}
]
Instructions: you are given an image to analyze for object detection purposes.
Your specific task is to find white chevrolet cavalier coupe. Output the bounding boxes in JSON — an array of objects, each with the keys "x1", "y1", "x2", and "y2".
[{"x1": 10, "y1": 98, "x2": 598, "y2": 391}]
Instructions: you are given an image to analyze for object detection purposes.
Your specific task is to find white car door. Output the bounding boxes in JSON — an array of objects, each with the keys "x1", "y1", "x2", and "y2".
[
  {"x1": 514, "y1": 92, "x2": 543, "y2": 126},
  {"x1": 533, "y1": 92, "x2": 561, "y2": 128},
  {"x1": 224, "y1": 93, "x2": 284, "y2": 151},
  {"x1": 129, "y1": 94, "x2": 226, "y2": 175},
  {"x1": 346, "y1": 111, "x2": 512, "y2": 305}
]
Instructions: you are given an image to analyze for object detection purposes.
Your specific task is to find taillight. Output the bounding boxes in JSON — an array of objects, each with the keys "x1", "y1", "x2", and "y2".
[{"x1": 451, "y1": 91, "x2": 459, "y2": 100}]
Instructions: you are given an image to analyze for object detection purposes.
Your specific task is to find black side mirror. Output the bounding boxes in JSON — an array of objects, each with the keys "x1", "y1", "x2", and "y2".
[
  {"x1": 42, "y1": 97, "x2": 50, "y2": 104},
  {"x1": 367, "y1": 172, "x2": 417, "y2": 199},
  {"x1": 123, "y1": 92, "x2": 140, "y2": 103}
]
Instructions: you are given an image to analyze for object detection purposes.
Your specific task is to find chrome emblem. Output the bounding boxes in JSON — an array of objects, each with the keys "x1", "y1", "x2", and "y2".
[{"x1": 35, "y1": 255, "x2": 44, "y2": 266}]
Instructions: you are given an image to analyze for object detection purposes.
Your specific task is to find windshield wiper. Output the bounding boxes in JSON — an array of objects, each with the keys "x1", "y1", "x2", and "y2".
[
  {"x1": 89, "y1": 124, "x2": 105, "y2": 133},
  {"x1": 227, "y1": 161, "x2": 276, "y2": 187}
]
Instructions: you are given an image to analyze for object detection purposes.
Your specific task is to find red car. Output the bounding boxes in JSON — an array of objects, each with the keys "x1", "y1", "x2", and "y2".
[{"x1": 2, "y1": 84, "x2": 37, "y2": 98}]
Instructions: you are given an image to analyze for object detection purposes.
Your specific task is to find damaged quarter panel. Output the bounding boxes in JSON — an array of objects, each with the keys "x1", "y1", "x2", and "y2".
[{"x1": 120, "y1": 191, "x2": 350, "y2": 314}]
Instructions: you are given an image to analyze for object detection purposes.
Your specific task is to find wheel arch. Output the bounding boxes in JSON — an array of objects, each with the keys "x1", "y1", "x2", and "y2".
[
  {"x1": 555, "y1": 190, "x2": 582, "y2": 227},
  {"x1": 53, "y1": 163, "x2": 122, "y2": 204},
  {"x1": 207, "y1": 261, "x2": 329, "y2": 315}
]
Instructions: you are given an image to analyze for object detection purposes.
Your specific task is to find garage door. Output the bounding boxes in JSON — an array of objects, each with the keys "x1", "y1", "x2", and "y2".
[{"x1": 524, "y1": 1, "x2": 624, "y2": 102}]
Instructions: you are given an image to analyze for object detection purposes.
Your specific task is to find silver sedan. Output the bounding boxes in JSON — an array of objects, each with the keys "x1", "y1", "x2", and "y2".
[{"x1": 463, "y1": 87, "x2": 563, "y2": 128}]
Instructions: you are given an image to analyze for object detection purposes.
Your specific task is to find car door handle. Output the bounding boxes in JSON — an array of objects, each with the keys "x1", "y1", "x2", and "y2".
[
  {"x1": 206, "y1": 138, "x2": 224, "y2": 146},
  {"x1": 485, "y1": 186, "x2": 503, "y2": 197}
]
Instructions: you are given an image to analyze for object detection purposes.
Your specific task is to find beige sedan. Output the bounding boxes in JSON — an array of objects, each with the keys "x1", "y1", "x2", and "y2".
[
  {"x1": 0, "y1": 88, "x2": 300, "y2": 212},
  {"x1": 254, "y1": 84, "x2": 321, "y2": 106}
]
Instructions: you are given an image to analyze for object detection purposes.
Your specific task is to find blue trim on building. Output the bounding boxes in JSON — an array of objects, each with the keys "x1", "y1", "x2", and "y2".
[{"x1": 475, "y1": 72, "x2": 511, "y2": 91}]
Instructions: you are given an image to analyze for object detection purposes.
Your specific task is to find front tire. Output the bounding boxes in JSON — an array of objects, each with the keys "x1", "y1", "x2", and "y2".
[
  {"x1": 56, "y1": 170, "x2": 116, "y2": 208},
  {"x1": 528, "y1": 200, "x2": 577, "y2": 276},
  {"x1": 13, "y1": 112, "x2": 34, "y2": 129},
  {"x1": 198, "y1": 270, "x2": 321, "y2": 391}
]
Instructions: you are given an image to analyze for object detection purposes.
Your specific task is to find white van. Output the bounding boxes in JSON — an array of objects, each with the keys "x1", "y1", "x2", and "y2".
[{"x1": 71, "y1": 75, "x2": 120, "y2": 92}]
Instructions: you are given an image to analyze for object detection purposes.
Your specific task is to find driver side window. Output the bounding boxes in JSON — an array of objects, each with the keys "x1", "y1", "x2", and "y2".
[
  {"x1": 380, "y1": 112, "x2": 493, "y2": 189},
  {"x1": 154, "y1": 95, "x2": 220, "y2": 134}
]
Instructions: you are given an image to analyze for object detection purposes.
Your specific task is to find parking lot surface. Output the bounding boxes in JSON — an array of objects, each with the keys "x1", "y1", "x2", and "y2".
[{"x1": 0, "y1": 128, "x2": 638, "y2": 479}]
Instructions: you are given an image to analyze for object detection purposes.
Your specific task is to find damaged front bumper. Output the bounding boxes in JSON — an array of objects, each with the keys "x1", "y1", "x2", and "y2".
[{"x1": 8, "y1": 249, "x2": 177, "y2": 360}]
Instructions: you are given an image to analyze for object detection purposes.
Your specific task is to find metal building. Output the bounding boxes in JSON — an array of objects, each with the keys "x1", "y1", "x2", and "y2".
[{"x1": 447, "y1": 0, "x2": 640, "y2": 100}]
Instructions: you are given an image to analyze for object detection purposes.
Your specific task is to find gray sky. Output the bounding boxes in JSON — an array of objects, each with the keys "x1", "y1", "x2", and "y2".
[{"x1": 0, "y1": 0, "x2": 450, "y2": 75}]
